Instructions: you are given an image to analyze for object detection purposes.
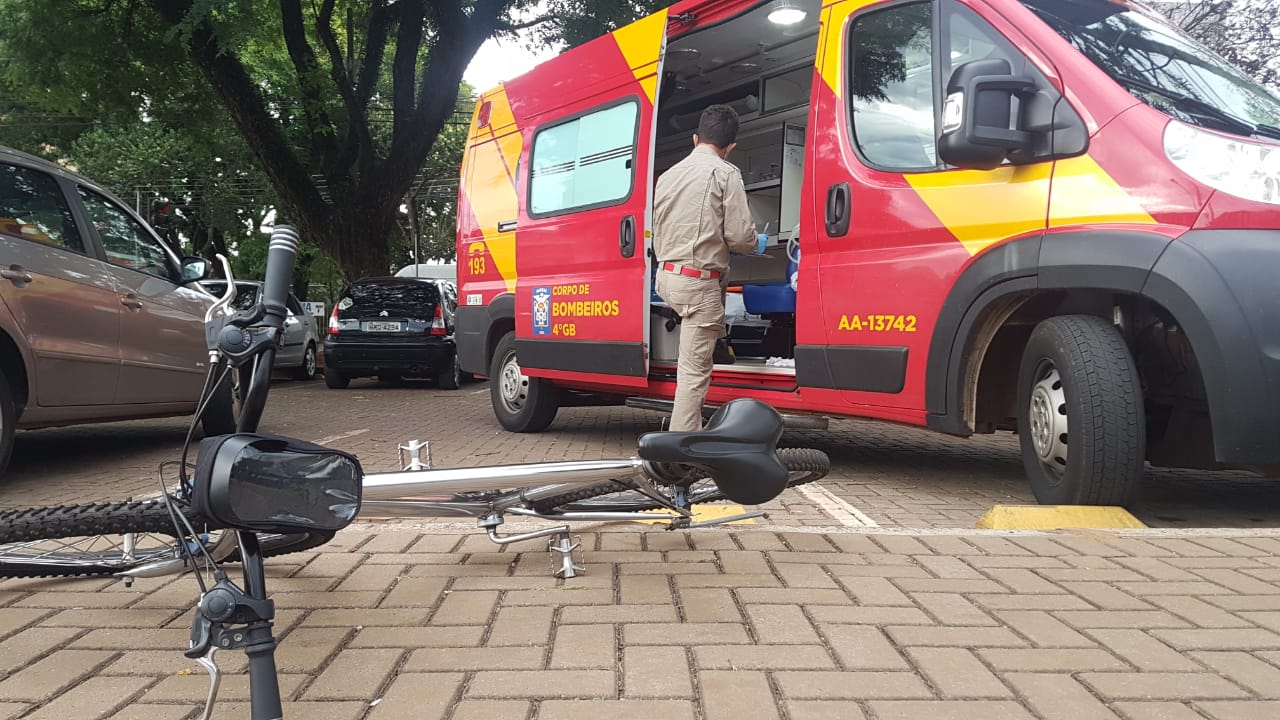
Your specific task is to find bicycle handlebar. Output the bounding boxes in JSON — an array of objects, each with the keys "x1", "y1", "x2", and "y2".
[{"x1": 261, "y1": 226, "x2": 299, "y2": 328}]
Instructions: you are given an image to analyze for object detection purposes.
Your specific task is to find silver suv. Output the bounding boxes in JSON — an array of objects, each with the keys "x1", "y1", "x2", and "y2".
[{"x1": 0, "y1": 146, "x2": 232, "y2": 479}]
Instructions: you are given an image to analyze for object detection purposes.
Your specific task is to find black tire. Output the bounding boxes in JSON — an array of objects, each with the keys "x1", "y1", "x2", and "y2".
[
  {"x1": 293, "y1": 342, "x2": 317, "y2": 380},
  {"x1": 1016, "y1": 314, "x2": 1145, "y2": 506},
  {"x1": 324, "y1": 366, "x2": 350, "y2": 389},
  {"x1": 201, "y1": 370, "x2": 238, "y2": 436},
  {"x1": 437, "y1": 354, "x2": 462, "y2": 390},
  {"x1": 0, "y1": 372, "x2": 16, "y2": 480},
  {"x1": 490, "y1": 331, "x2": 558, "y2": 432},
  {"x1": 0, "y1": 499, "x2": 333, "y2": 578},
  {"x1": 534, "y1": 447, "x2": 832, "y2": 513}
]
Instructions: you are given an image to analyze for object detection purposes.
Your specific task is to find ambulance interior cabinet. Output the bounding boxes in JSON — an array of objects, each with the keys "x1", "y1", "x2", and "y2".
[{"x1": 736, "y1": 122, "x2": 805, "y2": 244}]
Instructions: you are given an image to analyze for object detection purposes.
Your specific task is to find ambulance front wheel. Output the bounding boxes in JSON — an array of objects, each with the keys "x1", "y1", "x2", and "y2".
[
  {"x1": 1016, "y1": 314, "x2": 1145, "y2": 507},
  {"x1": 491, "y1": 331, "x2": 559, "y2": 433}
]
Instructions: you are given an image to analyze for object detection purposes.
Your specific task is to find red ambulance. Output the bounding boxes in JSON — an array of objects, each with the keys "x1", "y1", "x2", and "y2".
[{"x1": 455, "y1": 0, "x2": 1280, "y2": 506}]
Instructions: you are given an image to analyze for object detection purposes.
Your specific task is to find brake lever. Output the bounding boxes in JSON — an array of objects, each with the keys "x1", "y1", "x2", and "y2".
[
  {"x1": 204, "y1": 254, "x2": 238, "y2": 354},
  {"x1": 194, "y1": 648, "x2": 222, "y2": 720}
]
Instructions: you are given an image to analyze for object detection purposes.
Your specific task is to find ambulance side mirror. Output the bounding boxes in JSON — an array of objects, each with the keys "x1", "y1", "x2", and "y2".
[{"x1": 938, "y1": 58, "x2": 1037, "y2": 171}]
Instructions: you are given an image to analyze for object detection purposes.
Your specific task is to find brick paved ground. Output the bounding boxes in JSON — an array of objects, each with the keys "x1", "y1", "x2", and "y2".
[
  {"x1": 4, "y1": 379, "x2": 1280, "y2": 718},
  {"x1": 5, "y1": 527, "x2": 1280, "y2": 718},
  {"x1": 1, "y1": 378, "x2": 1276, "y2": 529}
]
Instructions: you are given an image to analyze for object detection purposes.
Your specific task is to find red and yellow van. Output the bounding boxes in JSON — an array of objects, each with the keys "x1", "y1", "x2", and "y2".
[{"x1": 455, "y1": 0, "x2": 1280, "y2": 505}]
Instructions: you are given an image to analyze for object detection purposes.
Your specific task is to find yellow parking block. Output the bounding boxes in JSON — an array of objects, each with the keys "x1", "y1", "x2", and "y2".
[
  {"x1": 976, "y1": 505, "x2": 1146, "y2": 530},
  {"x1": 633, "y1": 504, "x2": 756, "y2": 525}
]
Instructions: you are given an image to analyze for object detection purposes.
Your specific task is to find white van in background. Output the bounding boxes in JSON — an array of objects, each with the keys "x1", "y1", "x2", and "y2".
[{"x1": 394, "y1": 263, "x2": 456, "y2": 281}]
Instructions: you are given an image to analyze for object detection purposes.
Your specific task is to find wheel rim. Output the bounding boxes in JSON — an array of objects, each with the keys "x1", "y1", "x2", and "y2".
[
  {"x1": 497, "y1": 350, "x2": 529, "y2": 413},
  {"x1": 1028, "y1": 363, "x2": 1069, "y2": 474},
  {"x1": 304, "y1": 346, "x2": 316, "y2": 376}
]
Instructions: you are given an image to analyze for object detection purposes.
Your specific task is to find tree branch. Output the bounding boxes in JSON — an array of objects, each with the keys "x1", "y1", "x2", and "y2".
[
  {"x1": 356, "y1": 1, "x2": 397, "y2": 106},
  {"x1": 279, "y1": 0, "x2": 338, "y2": 164},
  {"x1": 381, "y1": 0, "x2": 506, "y2": 188},
  {"x1": 392, "y1": 0, "x2": 427, "y2": 133},
  {"x1": 148, "y1": 0, "x2": 329, "y2": 225},
  {"x1": 495, "y1": 14, "x2": 556, "y2": 33},
  {"x1": 315, "y1": 0, "x2": 372, "y2": 179}
]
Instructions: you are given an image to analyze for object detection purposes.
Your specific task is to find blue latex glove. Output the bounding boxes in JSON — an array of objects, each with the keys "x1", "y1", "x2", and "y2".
[{"x1": 756, "y1": 233, "x2": 769, "y2": 254}]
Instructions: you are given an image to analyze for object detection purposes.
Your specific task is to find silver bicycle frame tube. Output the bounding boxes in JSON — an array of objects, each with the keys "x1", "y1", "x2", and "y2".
[{"x1": 359, "y1": 458, "x2": 646, "y2": 518}]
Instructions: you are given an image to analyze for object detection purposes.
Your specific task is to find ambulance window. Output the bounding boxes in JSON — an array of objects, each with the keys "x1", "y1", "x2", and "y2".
[
  {"x1": 848, "y1": 2, "x2": 937, "y2": 170},
  {"x1": 943, "y1": 3, "x2": 1026, "y2": 130},
  {"x1": 529, "y1": 100, "x2": 640, "y2": 217}
]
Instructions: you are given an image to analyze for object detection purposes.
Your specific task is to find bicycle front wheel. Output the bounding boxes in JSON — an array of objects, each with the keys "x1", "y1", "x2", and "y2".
[{"x1": 0, "y1": 499, "x2": 333, "y2": 579}]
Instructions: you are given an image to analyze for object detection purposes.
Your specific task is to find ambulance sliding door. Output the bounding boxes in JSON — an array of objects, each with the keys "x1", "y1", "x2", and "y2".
[{"x1": 510, "y1": 9, "x2": 669, "y2": 387}]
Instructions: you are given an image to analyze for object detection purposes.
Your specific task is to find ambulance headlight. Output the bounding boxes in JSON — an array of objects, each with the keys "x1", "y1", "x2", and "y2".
[{"x1": 1164, "y1": 119, "x2": 1280, "y2": 205}]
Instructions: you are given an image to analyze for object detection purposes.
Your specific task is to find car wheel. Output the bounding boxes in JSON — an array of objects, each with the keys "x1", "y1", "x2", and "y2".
[
  {"x1": 1016, "y1": 314, "x2": 1145, "y2": 506},
  {"x1": 324, "y1": 366, "x2": 349, "y2": 389},
  {"x1": 490, "y1": 331, "x2": 558, "y2": 432},
  {"x1": 0, "y1": 372, "x2": 17, "y2": 480},
  {"x1": 293, "y1": 343, "x2": 316, "y2": 380},
  {"x1": 437, "y1": 355, "x2": 462, "y2": 391},
  {"x1": 201, "y1": 366, "x2": 240, "y2": 436}
]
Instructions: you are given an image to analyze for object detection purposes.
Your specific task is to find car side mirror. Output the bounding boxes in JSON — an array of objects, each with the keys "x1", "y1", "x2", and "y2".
[
  {"x1": 938, "y1": 58, "x2": 1037, "y2": 171},
  {"x1": 180, "y1": 256, "x2": 211, "y2": 283}
]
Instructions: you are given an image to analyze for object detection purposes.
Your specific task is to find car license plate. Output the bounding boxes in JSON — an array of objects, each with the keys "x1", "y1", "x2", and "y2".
[{"x1": 361, "y1": 321, "x2": 402, "y2": 332}]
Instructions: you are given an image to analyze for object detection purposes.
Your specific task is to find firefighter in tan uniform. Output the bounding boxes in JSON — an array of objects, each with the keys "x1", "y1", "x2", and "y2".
[{"x1": 652, "y1": 104, "x2": 768, "y2": 432}]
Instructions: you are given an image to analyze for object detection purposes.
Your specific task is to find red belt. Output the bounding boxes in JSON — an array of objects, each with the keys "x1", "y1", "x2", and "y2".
[{"x1": 661, "y1": 261, "x2": 720, "y2": 280}]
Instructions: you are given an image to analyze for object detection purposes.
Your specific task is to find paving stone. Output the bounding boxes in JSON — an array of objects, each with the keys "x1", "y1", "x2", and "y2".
[
  {"x1": 1088, "y1": 629, "x2": 1206, "y2": 672},
  {"x1": 821, "y1": 625, "x2": 909, "y2": 670},
  {"x1": 303, "y1": 648, "x2": 404, "y2": 701},
  {"x1": 1112, "y1": 702, "x2": 1209, "y2": 720},
  {"x1": 773, "y1": 671, "x2": 933, "y2": 700},
  {"x1": 868, "y1": 701, "x2": 1036, "y2": 720},
  {"x1": 1080, "y1": 672, "x2": 1251, "y2": 701},
  {"x1": 366, "y1": 672, "x2": 463, "y2": 719},
  {"x1": 0, "y1": 650, "x2": 113, "y2": 701},
  {"x1": 906, "y1": 647, "x2": 1012, "y2": 698},
  {"x1": 1196, "y1": 701, "x2": 1280, "y2": 719},
  {"x1": 785, "y1": 700, "x2": 868, "y2": 720},
  {"x1": 699, "y1": 671, "x2": 780, "y2": 720},
  {"x1": 464, "y1": 669, "x2": 617, "y2": 700},
  {"x1": 550, "y1": 624, "x2": 615, "y2": 669},
  {"x1": 1005, "y1": 673, "x2": 1122, "y2": 720},
  {"x1": 624, "y1": 646, "x2": 692, "y2": 698}
]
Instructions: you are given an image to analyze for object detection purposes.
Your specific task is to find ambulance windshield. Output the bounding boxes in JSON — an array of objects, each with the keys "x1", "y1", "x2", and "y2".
[{"x1": 1020, "y1": 0, "x2": 1280, "y2": 141}]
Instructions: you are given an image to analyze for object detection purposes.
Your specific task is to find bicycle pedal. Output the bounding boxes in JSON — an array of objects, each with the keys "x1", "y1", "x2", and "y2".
[
  {"x1": 398, "y1": 439, "x2": 431, "y2": 470},
  {"x1": 547, "y1": 532, "x2": 585, "y2": 579}
]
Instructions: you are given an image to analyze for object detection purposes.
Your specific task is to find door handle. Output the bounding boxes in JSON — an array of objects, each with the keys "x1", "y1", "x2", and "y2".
[
  {"x1": 825, "y1": 182, "x2": 851, "y2": 237},
  {"x1": 619, "y1": 215, "x2": 636, "y2": 258},
  {"x1": 0, "y1": 266, "x2": 32, "y2": 286},
  {"x1": 120, "y1": 294, "x2": 143, "y2": 310}
]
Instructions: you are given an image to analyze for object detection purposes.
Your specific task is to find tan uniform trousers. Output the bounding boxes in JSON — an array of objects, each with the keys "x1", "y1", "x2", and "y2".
[{"x1": 655, "y1": 269, "x2": 727, "y2": 432}]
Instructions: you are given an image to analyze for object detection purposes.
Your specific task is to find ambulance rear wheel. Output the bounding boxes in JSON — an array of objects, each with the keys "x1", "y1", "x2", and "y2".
[
  {"x1": 1016, "y1": 314, "x2": 1145, "y2": 507},
  {"x1": 491, "y1": 331, "x2": 558, "y2": 432}
]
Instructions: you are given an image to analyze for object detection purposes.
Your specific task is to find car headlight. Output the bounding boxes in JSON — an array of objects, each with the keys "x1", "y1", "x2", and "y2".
[{"x1": 1164, "y1": 119, "x2": 1280, "y2": 205}]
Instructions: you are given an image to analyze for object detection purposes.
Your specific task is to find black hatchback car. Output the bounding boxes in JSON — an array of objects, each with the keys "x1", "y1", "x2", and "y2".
[{"x1": 323, "y1": 276, "x2": 462, "y2": 389}]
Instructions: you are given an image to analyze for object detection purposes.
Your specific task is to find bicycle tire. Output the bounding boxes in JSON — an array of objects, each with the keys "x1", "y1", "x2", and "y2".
[
  {"x1": 533, "y1": 447, "x2": 832, "y2": 513},
  {"x1": 0, "y1": 499, "x2": 333, "y2": 578}
]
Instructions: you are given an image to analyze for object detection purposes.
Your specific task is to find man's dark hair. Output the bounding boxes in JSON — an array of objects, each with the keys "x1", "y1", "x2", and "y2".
[{"x1": 696, "y1": 104, "x2": 739, "y2": 148}]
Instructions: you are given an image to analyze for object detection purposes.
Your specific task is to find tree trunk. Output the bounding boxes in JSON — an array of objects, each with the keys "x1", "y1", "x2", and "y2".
[{"x1": 295, "y1": 198, "x2": 398, "y2": 282}]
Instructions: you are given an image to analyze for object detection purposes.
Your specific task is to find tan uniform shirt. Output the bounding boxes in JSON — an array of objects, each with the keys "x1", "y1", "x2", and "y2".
[{"x1": 652, "y1": 144, "x2": 759, "y2": 274}]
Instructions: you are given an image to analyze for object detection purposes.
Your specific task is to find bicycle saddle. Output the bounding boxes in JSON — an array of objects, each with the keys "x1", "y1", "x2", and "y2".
[{"x1": 637, "y1": 398, "x2": 789, "y2": 505}]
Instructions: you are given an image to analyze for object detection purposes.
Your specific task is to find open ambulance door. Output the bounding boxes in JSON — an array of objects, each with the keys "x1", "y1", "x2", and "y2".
[{"x1": 507, "y1": 9, "x2": 669, "y2": 388}]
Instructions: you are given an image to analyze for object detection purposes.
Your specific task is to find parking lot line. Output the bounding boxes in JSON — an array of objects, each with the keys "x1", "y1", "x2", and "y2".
[{"x1": 797, "y1": 482, "x2": 879, "y2": 527}]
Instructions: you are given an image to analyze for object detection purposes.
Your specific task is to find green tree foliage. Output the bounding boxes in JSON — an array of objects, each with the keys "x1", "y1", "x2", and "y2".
[{"x1": 0, "y1": 0, "x2": 517, "y2": 284}]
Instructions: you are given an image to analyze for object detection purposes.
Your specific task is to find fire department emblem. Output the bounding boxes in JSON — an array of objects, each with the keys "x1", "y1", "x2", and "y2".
[{"x1": 532, "y1": 286, "x2": 551, "y2": 336}]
